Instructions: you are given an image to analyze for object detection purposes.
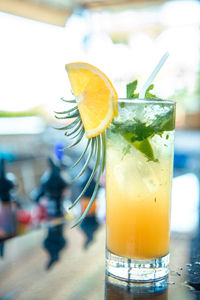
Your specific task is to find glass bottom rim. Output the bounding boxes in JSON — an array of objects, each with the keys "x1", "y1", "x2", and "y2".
[{"x1": 106, "y1": 249, "x2": 169, "y2": 282}]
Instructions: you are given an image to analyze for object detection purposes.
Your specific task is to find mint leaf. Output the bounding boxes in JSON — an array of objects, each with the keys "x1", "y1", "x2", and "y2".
[
  {"x1": 112, "y1": 108, "x2": 174, "y2": 141},
  {"x1": 121, "y1": 144, "x2": 131, "y2": 160},
  {"x1": 145, "y1": 84, "x2": 158, "y2": 99},
  {"x1": 126, "y1": 81, "x2": 159, "y2": 99},
  {"x1": 126, "y1": 80, "x2": 139, "y2": 99},
  {"x1": 151, "y1": 108, "x2": 175, "y2": 132}
]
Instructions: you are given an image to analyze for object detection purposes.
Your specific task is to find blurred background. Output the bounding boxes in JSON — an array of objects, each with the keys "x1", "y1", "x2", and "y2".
[
  {"x1": 0, "y1": 0, "x2": 200, "y2": 298},
  {"x1": 0, "y1": 0, "x2": 200, "y2": 233}
]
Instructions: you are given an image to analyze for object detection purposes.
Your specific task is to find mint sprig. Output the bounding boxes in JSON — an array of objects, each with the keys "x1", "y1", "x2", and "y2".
[
  {"x1": 126, "y1": 80, "x2": 159, "y2": 100},
  {"x1": 115, "y1": 80, "x2": 174, "y2": 162},
  {"x1": 126, "y1": 80, "x2": 139, "y2": 99}
]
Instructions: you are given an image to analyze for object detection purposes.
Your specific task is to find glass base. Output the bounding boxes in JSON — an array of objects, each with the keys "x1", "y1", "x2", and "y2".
[{"x1": 106, "y1": 249, "x2": 169, "y2": 282}]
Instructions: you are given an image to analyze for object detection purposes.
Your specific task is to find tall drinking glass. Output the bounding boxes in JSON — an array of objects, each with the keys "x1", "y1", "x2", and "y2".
[{"x1": 106, "y1": 98, "x2": 175, "y2": 282}]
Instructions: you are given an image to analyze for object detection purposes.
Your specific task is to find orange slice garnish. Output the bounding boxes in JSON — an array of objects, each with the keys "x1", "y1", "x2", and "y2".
[{"x1": 65, "y1": 62, "x2": 118, "y2": 138}]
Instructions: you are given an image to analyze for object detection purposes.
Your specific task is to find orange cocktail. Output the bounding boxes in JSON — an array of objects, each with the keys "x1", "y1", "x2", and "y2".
[{"x1": 106, "y1": 98, "x2": 175, "y2": 281}]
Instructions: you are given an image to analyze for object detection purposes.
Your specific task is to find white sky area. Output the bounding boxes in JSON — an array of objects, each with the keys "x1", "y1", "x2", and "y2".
[{"x1": 0, "y1": 0, "x2": 199, "y2": 112}]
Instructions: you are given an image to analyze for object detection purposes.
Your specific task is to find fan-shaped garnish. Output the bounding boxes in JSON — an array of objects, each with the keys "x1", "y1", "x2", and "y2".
[{"x1": 55, "y1": 62, "x2": 118, "y2": 226}]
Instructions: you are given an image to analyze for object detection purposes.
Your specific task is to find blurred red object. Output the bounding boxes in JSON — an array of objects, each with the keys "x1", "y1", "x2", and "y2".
[
  {"x1": 17, "y1": 209, "x2": 31, "y2": 224},
  {"x1": 32, "y1": 204, "x2": 47, "y2": 224}
]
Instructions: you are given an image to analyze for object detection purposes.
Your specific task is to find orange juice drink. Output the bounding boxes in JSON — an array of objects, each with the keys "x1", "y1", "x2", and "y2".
[{"x1": 106, "y1": 99, "x2": 175, "y2": 282}]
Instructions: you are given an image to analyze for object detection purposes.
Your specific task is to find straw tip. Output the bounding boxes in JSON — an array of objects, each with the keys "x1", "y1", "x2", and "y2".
[{"x1": 164, "y1": 51, "x2": 170, "y2": 58}]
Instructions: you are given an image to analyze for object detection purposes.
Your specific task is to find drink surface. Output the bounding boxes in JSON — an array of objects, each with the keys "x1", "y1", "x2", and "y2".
[{"x1": 106, "y1": 100, "x2": 175, "y2": 259}]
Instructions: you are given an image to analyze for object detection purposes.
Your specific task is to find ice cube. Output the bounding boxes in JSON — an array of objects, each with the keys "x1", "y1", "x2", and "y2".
[{"x1": 136, "y1": 160, "x2": 159, "y2": 194}]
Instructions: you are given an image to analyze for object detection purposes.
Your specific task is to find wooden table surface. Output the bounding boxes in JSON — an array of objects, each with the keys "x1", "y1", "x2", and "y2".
[{"x1": 0, "y1": 221, "x2": 200, "y2": 300}]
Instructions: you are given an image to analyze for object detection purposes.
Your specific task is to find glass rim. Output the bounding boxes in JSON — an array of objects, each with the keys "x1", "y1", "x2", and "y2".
[{"x1": 117, "y1": 98, "x2": 175, "y2": 105}]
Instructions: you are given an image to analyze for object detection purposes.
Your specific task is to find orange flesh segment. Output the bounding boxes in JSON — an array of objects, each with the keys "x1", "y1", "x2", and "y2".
[{"x1": 66, "y1": 62, "x2": 118, "y2": 138}]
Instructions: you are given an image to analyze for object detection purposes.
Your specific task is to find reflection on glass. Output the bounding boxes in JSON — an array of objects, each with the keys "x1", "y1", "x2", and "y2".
[
  {"x1": 187, "y1": 224, "x2": 200, "y2": 292},
  {"x1": 43, "y1": 224, "x2": 67, "y2": 270},
  {"x1": 105, "y1": 275, "x2": 168, "y2": 300}
]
